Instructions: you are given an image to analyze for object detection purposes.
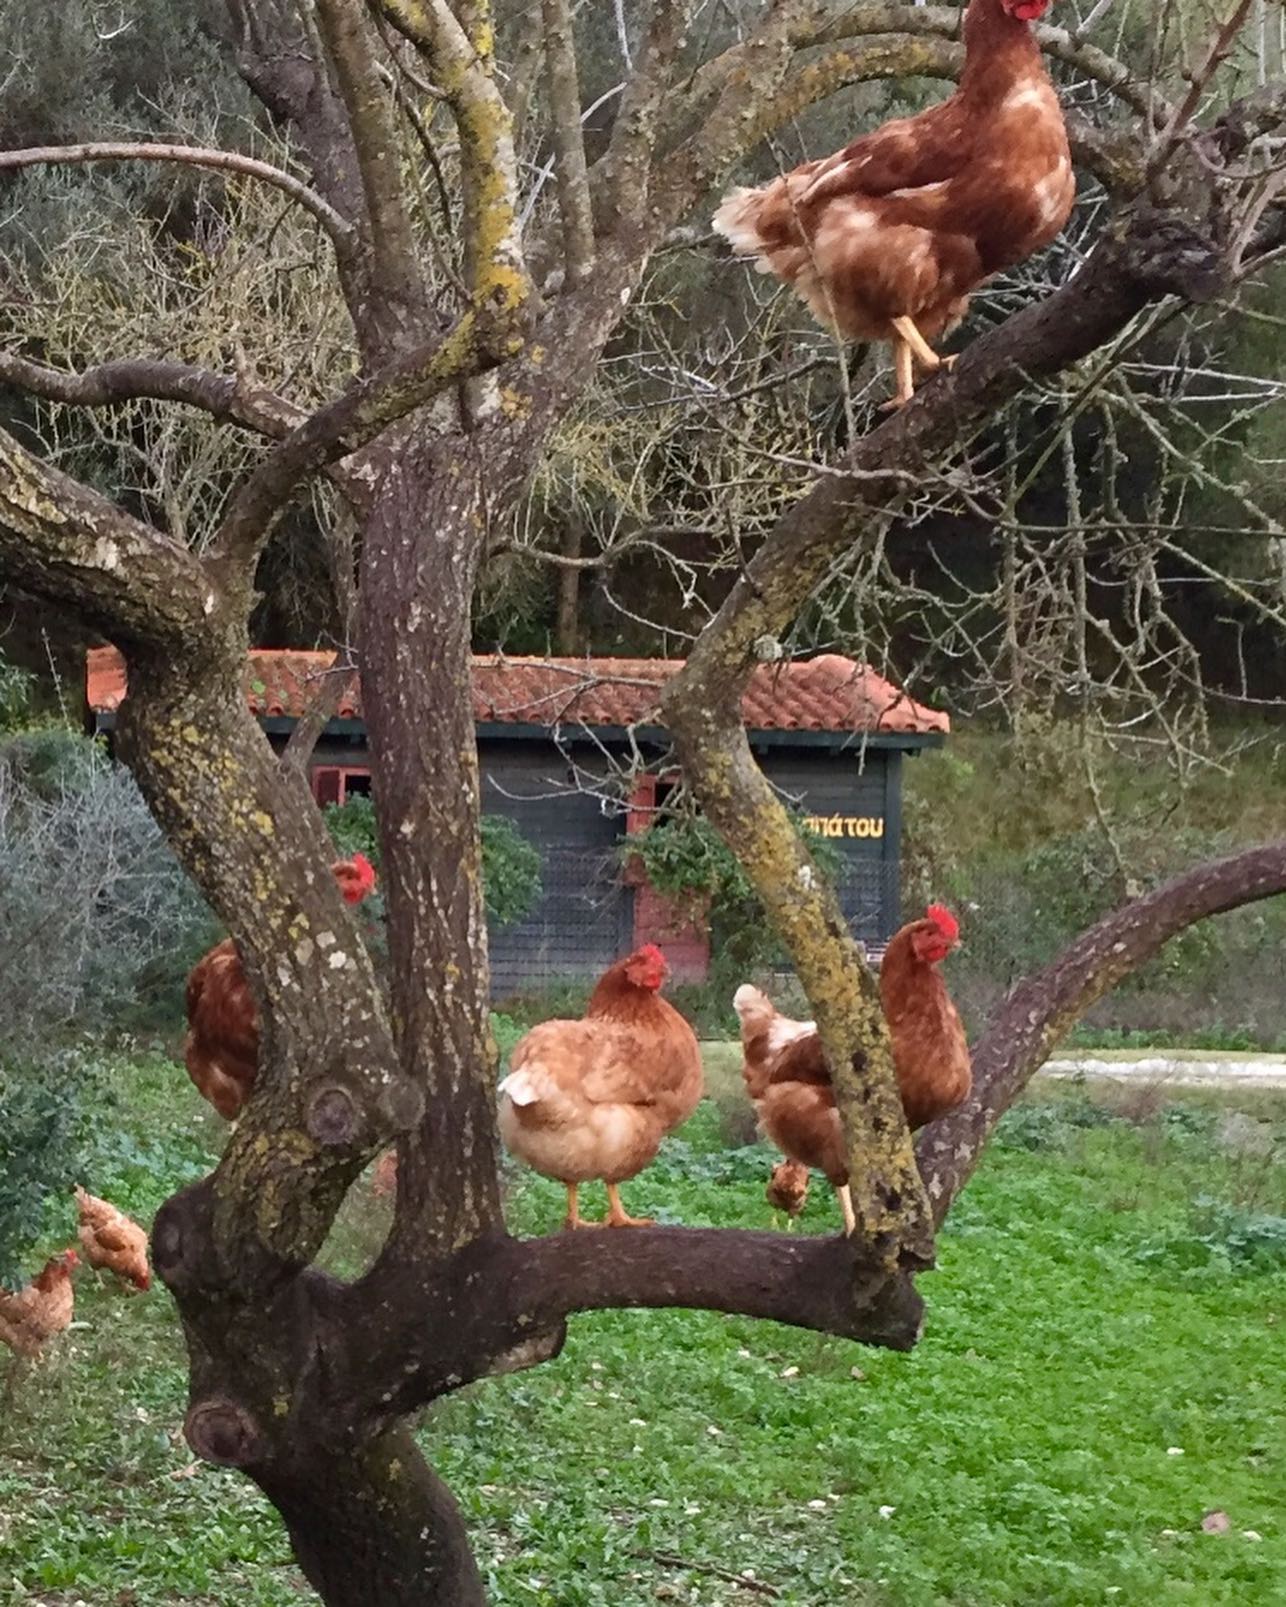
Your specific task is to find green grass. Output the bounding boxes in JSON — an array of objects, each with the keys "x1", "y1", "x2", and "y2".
[{"x1": 2, "y1": 1050, "x2": 1284, "y2": 1606}]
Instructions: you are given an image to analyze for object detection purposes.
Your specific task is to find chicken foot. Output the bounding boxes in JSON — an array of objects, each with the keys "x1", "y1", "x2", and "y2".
[
  {"x1": 835, "y1": 1183, "x2": 857, "y2": 1237},
  {"x1": 883, "y1": 316, "x2": 958, "y2": 408},
  {"x1": 563, "y1": 1183, "x2": 597, "y2": 1230},
  {"x1": 604, "y1": 1183, "x2": 654, "y2": 1228},
  {"x1": 561, "y1": 1183, "x2": 654, "y2": 1230}
]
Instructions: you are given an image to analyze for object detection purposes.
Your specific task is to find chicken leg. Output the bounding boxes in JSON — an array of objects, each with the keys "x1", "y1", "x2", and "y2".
[
  {"x1": 883, "y1": 316, "x2": 958, "y2": 409},
  {"x1": 835, "y1": 1183, "x2": 857, "y2": 1237},
  {"x1": 604, "y1": 1183, "x2": 653, "y2": 1228},
  {"x1": 563, "y1": 1183, "x2": 596, "y2": 1230}
]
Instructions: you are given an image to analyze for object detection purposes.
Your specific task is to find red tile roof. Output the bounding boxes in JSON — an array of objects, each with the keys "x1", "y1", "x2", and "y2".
[{"x1": 85, "y1": 647, "x2": 948, "y2": 737}]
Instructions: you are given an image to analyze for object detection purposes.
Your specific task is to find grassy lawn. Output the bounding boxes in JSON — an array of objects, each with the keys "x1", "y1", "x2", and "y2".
[{"x1": 2, "y1": 1048, "x2": 1284, "y2": 1606}]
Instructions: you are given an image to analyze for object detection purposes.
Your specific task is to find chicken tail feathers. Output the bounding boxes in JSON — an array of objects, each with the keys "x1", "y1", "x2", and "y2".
[
  {"x1": 712, "y1": 186, "x2": 771, "y2": 259},
  {"x1": 732, "y1": 983, "x2": 774, "y2": 1037},
  {"x1": 498, "y1": 1067, "x2": 547, "y2": 1108}
]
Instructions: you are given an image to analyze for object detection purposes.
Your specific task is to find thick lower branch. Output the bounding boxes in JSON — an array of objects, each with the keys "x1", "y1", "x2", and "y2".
[
  {"x1": 917, "y1": 838, "x2": 1286, "y2": 1223},
  {"x1": 344, "y1": 1223, "x2": 922, "y2": 1426},
  {"x1": 118, "y1": 651, "x2": 413, "y2": 1285},
  {"x1": 0, "y1": 427, "x2": 215, "y2": 648}
]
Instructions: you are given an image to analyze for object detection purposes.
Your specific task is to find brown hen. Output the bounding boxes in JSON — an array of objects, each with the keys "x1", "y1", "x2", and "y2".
[
  {"x1": 734, "y1": 905, "x2": 970, "y2": 1234},
  {"x1": 184, "y1": 853, "x2": 377, "y2": 1120},
  {"x1": 712, "y1": 0, "x2": 1072, "y2": 405},
  {"x1": 74, "y1": 1186, "x2": 151, "y2": 1291},
  {"x1": 0, "y1": 1249, "x2": 79, "y2": 1360},
  {"x1": 498, "y1": 944, "x2": 703, "y2": 1228}
]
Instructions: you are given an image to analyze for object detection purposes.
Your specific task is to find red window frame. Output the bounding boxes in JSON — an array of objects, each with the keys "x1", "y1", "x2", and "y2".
[{"x1": 311, "y1": 765, "x2": 371, "y2": 807}]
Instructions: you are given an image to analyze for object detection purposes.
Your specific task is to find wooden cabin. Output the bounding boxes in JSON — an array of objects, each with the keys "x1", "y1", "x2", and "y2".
[{"x1": 85, "y1": 649, "x2": 948, "y2": 992}]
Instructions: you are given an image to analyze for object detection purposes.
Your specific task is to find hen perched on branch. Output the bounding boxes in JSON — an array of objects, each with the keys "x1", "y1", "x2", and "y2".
[
  {"x1": 184, "y1": 853, "x2": 377, "y2": 1120},
  {"x1": 735, "y1": 906, "x2": 971, "y2": 1232},
  {"x1": 499, "y1": 945, "x2": 703, "y2": 1229},
  {"x1": 713, "y1": 0, "x2": 1073, "y2": 404}
]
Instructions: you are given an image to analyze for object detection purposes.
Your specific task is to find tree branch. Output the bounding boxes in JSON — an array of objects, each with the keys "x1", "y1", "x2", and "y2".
[
  {"x1": 375, "y1": 0, "x2": 529, "y2": 309},
  {"x1": 210, "y1": 304, "x2": 522, "y2": 566},
  {"x1": 600, "y1": 0, "x2": 692, "y2": 226},
  {"x1": 0, "y1": 141, "x2": 357, "y2": 261},
  {"x1": 540, "y1": 0, "x2": 596, "y2": 285},
  {"x1": 311, "y1": 0, "x2": 429, "y2": 347},
  {"x1": 0, "y1": 427, "x2": 217, "y2": 648},
  {"x1": 341, "y1": 1226, "x2": 923, "y2": 1424},
  {"x1": 918, "y1": 838, "x2": 1286, "y2": 1223},
  {"x1": 0, "y1": 351, "x2": 306, "y2": 440}
]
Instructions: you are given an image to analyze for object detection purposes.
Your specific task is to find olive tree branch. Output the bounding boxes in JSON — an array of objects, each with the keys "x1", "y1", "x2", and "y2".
[
  {"x1": 0, "y1": 142, "x2": 358, "y2": 261},
  {"x1": 918, "y1": 838, "x2": 1286, "y2": 1222},
  {"x1": 375, "y1": 0, "x2": 529, "y2": 307},
  {"x1": 0, "y1": 427, "x2": 218, "y2": 647},
  {"x1": 0, "y1": 351, "x2": 306, "y2": 440},
  {"x1": 311, "y1": 0, "x2": 429, "y2": 343},
  {"x1": 210, "y1": 304, "x2": 524, "y2": 566},
  {"x1": 540, "y1": 0, "x2": 596, "y2": 286}
]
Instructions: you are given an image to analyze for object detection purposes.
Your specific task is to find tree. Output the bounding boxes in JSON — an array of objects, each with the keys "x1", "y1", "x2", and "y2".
[{"x1": 2, "y1": 1, "x2": 1285, "y2": 1601}]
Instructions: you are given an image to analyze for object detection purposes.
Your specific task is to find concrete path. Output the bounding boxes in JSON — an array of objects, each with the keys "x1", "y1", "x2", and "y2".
[{"x1": 1039, "y1": 1050, "x2": 1286, "y2": 1090}]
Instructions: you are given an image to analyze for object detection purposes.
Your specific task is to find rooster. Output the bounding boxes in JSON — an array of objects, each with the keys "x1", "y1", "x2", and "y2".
[
  {"x1": 713, "y1": 0, "x2": 1071, "y2": 405},
  {"x1": 498, "y1": 944, "x2": 703, "y2": 1229},
  {"x1": 0, "y1": 1249, "x2": 79, "y2": 1361},
  {"x1": 74, "y1": 1186, "x2": 151, "y2": 1292},
  {"x1": 734, "y1": 905, "x2": 970, "y2": 1233},
  {"x1": 184, "y1": 852, "x2": 377, "y2": 1120}
]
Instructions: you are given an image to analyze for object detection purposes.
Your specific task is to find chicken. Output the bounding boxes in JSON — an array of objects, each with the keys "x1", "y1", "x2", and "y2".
[
  {"x1": 734, "y1": 905, "x2": 970, "y2": 1234},
  {"x1": 74, "y1": 1186, "x2": 151, "y2": 1292},
  {"x1": 712, "y1": 0, "x2": 1072, "y2": 405},
  {"x1": 498, "y1": 944, "x2": 703, "y2": 1229},
  {"x1": 879, "y1": 903, "x2": 972, "y2": 1128},
  {"x1": 184, "y1": 852, "x2": 377, "y2": 1120},
  {"x1": 765, "y1": 1158, "x2": 811, "y2": 1224},
  {"x1": 0, "y1": 1249, "x2": 79, "y2": 1360}
]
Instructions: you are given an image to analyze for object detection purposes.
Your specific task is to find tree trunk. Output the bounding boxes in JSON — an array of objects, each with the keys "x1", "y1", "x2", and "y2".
[
  {"x1": 357, "y1": 436, "x2": 505, "y2": 1255},
  {"x1": 555, "y1": 515, "x2": 583, "y2": 653},
  {"x1": 257, "y1": 1430, "x2": 485, "y2": 1606}
]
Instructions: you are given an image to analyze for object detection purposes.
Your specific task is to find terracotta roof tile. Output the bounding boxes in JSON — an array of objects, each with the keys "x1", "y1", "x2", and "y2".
[{"x1": 85, "y1": 647, "x2": 948, "y2": 737}]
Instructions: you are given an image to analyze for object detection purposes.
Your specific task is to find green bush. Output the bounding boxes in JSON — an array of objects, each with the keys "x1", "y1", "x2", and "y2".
[
  {"x1": 0, "y1": 1050, "x2": 105, "y2": 1290},
  {"x1": 323, "y1": 795, "x2": 543, "y2": 928},
  {"x1": 627, "y1": 807, "x2": 842, "y2": 991}
]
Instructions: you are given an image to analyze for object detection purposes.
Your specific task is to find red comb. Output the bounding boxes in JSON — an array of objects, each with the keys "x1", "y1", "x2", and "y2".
[
  {"x1": 351, "y1": 852, "x2": 376, "y2": 885},
  {"x1": 926, "y1": 903, "x2": 959, "y2": 942}
]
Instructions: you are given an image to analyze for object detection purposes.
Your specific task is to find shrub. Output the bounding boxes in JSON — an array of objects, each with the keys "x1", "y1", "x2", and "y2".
[
  {"x1": 323, "y1": 795, "x2": 543, "y2": 928},
  {"x1": 0, "y1": 726, "x2": 212, "y2": 1045},
  {"x1": 0, "y1": 1049, "x2": 105, "y2": 1289},
  {"x1": 626, "y1": 807, "x2": 842, "y2": 991}
]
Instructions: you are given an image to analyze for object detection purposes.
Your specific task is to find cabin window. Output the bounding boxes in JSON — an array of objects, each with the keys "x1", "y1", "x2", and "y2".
[{"x1": 311, "y1": 765, "x2": 371, "y2": 806}]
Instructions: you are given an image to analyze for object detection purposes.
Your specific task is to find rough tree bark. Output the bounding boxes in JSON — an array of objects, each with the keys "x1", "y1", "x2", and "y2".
[{"x1": 2, "y1": 2, "x2": 1285, "y2": 1602}]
